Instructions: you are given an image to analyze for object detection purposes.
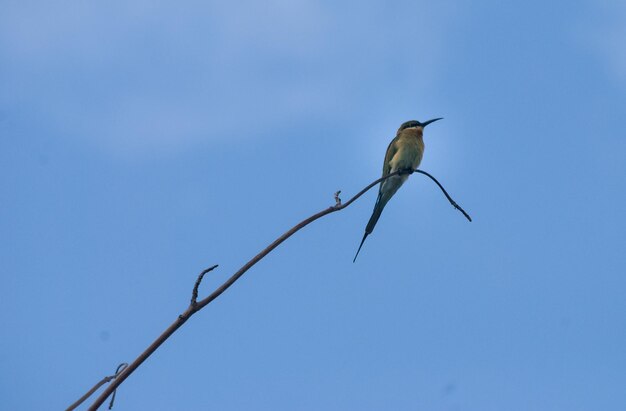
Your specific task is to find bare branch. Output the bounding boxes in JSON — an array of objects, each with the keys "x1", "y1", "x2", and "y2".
[
  {"x1": 191, "y1": 265, "x2": 219, "y2": 306},
  {"x1": 81, "y1": 168, "x2": 469, "y2": 410},
  {"x1": 66, "y1": 363, "x2": 127, "y2": 411},
  {"x1": 413, "y1": 170, "x2": 472, "y2": 222}
]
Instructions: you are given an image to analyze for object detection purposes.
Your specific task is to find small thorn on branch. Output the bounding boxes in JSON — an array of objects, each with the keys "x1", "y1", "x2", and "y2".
[
  {"x1": 334, "y1": 190, "x2": 342, "y2": 206},
  {"x1": 191, "y1": 265, "x2": 219, "y2": 306},
  {"x1": 451, "y1": 200, "x2": 472, "y2": 222}
]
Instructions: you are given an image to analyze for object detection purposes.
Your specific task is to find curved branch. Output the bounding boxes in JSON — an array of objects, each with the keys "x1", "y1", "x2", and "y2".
[
  {"x1": 191, "y1": 265, "x2": 219, "y2": 306},
  {"x1": 414, "y1": 170, "x2": 472, "y2": 222},
  {"x1": 106, "y1": 363, "x2": 128, "y2": 410},
  {"x1": 83, "y1": 168, "x2": 469, "y2": 410}
]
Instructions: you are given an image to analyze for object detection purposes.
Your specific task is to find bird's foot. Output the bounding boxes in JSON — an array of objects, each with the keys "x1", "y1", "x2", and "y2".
[{"x1": 398, "y1": 168, "x2": 414, "y2": 175}]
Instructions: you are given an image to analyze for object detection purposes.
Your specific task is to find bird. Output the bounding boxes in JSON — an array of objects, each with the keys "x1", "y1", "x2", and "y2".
[{"x1": 353, "y1": 117, "x2": 443, "y2": 262}]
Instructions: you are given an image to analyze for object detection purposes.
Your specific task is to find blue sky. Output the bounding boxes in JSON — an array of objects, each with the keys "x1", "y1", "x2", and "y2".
[{"x1": 2, "y1": 1, "x2": 625, "y2": 410}]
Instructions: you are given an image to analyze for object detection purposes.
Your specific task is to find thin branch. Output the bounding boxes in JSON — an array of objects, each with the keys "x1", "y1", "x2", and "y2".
[
  {"x1": 107, "y1": 363, "x2": 128, "y2": 410},
  {"x1": 191, "y1": 265, "x2": 219, "y2": 306},
  {"x1": 66, "y1": 363, "x2": 128, "y2": 411},
  {"x1": 413, "y1": 170, "x2": 472, "y2": 222},
  {"x1": 82, "y1": 168, "x2": 469, "y2": 410}
]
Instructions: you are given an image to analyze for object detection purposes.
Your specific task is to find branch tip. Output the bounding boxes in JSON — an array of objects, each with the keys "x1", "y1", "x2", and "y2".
[
  {"x1": 414, "y1": 169, "x2": 471, "y2": 222},
  {"x1": 107, "y1": 363, "x2": 128, "y2": 410},
  {"x1": 191, "y1": 264, "x2": 219, "y2": 305},
  {"x1": 334, "y1": 190, "x2": 342, "y2": 206}
]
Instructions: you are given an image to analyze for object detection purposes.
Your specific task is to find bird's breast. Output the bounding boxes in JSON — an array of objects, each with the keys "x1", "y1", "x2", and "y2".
[{"x1": 389, "y1": 136, "x2": 424, "y2": 172}]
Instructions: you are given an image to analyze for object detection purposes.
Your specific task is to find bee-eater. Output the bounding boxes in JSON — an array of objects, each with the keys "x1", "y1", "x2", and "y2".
[{"x1": 353, "y1": 118, "x2": 443, "y2": 262}]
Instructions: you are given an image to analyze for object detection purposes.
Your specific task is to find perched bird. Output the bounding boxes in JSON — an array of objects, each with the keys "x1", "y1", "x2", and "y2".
[{"x1": 353, "y1": 118, "x2": 443, "y2": 262}]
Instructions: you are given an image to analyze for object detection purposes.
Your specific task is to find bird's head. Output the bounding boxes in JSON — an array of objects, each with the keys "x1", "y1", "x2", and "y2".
[{"x1": 397, "y1": 118, "x2": 443, "y2": 134}]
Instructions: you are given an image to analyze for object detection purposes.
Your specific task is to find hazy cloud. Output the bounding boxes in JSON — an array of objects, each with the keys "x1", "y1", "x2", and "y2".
[
  {"x1": 581, "y1": 1, "x2": 626, "y2": 87},
  {"x1": 0, "y1": 1, "x2": 451, "y2": 156}
]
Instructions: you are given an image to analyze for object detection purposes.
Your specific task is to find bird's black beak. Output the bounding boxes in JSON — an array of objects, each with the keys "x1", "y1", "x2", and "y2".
[{"x1": 421, "y1": 117, "x2": 443, "y2": 127}]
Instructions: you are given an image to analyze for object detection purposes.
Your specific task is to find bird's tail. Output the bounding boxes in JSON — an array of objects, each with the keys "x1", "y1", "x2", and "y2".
[
  {"x1": 353, "y1": 232, "x2": 370, "y2": 263},
  {"x1": 365, "y1": 193, "x2": 386, "y2": 235},
  {"x1": 353, "y1": 193, "x2": 388, "y2": 262}
]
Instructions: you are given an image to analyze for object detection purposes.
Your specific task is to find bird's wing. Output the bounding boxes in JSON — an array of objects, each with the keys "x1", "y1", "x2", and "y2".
[{"x1": 381, "y1": 136, "x2": 398, "y2": 180}]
